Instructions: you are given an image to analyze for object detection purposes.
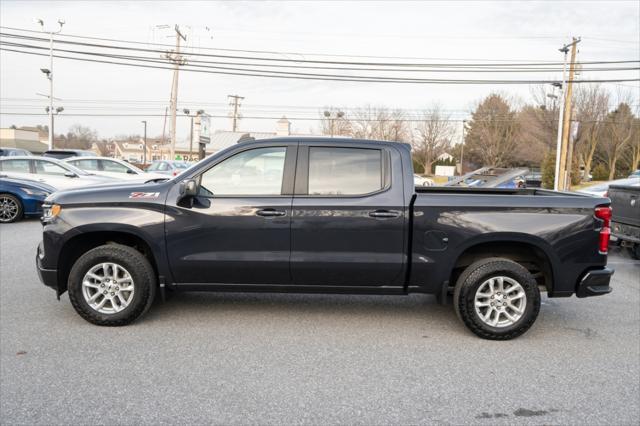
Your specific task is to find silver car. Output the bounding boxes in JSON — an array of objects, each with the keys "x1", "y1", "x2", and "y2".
[{"x1": 0, "y1": 156, "x2": 115, "y2": 191}]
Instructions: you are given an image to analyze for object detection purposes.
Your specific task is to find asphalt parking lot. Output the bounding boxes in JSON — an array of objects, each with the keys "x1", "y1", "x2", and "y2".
[{"x1": 1, "y1": 219, "x2": 639, "y2": 425}]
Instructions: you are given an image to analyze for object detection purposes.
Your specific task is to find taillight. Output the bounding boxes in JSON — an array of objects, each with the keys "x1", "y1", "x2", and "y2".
[
  {"x1": 595, "y1": 206, "x2": 612, "y2": 255},
  {"x1": 173, "y1": 170, "x2": 179, "y2": 176}
]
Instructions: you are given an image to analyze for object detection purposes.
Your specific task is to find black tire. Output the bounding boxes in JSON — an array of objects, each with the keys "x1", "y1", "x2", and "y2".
[
  {"x1": 0, "y1": 193, "x2": 23, "y2": 223},
  {"x1": 631, "y1": 244, "x2": 640, "y2": 260},
  {"x1": 68, "y1": 244, "x2": 157, "y2": 326},
  {"x1": 453, "y1": 257, "x2": 541, "y2": 340}
]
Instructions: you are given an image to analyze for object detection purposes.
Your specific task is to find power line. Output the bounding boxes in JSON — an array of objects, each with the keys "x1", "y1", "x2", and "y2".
[
  {"x1": 3, "y1": 39, "x2": 637, "y2": 82},
  {"x1": 2, "y1": 31, "x2": 638, "y2": 68},
  {"x1": 1, "y1": 111, "x2": 636, "y2": 126},
  {"x1": 2, "y1": 46, "x2": 639, "y2": 85},
  {"x1": 4, "y1": 38, "x2": 638, "y2": 74},
  {"x1": 3, "y1": 25, "x2": 632, "y2": 63}
]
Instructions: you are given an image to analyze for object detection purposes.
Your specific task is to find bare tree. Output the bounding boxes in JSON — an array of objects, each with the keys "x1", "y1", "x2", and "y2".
[
  {"x1": 622, "y1": 116, "x2": 640, "y2": 172},
  {"x1": 602, "y1": 103, "x2": 636, "y2": 180},
  {"x1": 574, "y1": 84, "x2": 610, "y2": 180},
  {"x1": 465, "y1": 94, "x2": 519, "y2": 167},
  {"x1": 350, "y1": 106, "x2": 411, "y2": 142},
  {"x1": 58, "y1": 124, "x2": 97, "y2": 150},
  {"x1": 515, "y1": 87, "x2": 559, "y2": 165},
  {"x1": 412, "y1": 104, "x2": 455, "y2": 175}
]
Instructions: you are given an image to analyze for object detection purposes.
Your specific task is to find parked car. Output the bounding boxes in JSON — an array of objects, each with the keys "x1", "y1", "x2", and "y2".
[
  {"x1": 0, "y1": 147, "x2": 33, "y2": 157},
  {"x1": 629, "y1": 170, "x2": 640, "y2": 178},
  {"x1": 413, "y1": 174, "x2": 434, "y2": 187},
  {"x1": 0, "y1": 175, "x2": 55, "y2": 223},
  {"x1": 37, "y1": 138, "x2": 613, "y2": 340},
  {"x1": 146, "y1": 160, "x2": 190, "y2": 177},
  {"x1": 0, "y1": 156, "x2": 115, "y2": 191},
  {"x1": 42, "y1": 149, "x2": 95, "y2": 160},
  {"x1": 523, "y1": 172, "x2": 542, "y2": 188},
  {"x1": 577, "y1": 177, "x2": 640, "y2": 197},
  {"x1": 445, "y1": 167, "x2": 530, "y2": 188},
  {"x1": 64, "y1": 157, "x2": 168, "y2": 181},
  {"x1": 609, "y1": 183, "x2": 640, "y2": 259}
]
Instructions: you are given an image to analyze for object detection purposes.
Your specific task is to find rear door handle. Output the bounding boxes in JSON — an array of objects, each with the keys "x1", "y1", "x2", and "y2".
[
  {"x1": 369, "y1": 210, "x2": 400, "y2": 218},
  {"x1": 256, "y1": 209, "x2": 286, "y2": 217}
]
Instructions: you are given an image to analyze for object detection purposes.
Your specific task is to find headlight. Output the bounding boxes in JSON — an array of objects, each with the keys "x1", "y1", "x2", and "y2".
[
  {"x1": 42, "y1": 204, "x2": 62, "y2": 222},
  {"x1": 20, "y1": 187, "x2": 50, "y2": 197}
]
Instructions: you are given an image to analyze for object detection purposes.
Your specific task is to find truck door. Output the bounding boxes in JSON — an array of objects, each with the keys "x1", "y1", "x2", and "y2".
[
  {"x1": 164, "y1": 143, "x2": 297, "y2": 285},
  {"x1": 290, "y1": 143, "x2": 406, "y2": 287}
]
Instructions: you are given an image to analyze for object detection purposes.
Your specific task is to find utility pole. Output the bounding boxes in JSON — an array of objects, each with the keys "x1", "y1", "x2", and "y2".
[
  {"x1": 553, "y1": 48, "x2": 569, "y2": 191},
  {"x1": 460, "y1": 120, "x2": 466, "y2": 175},
  {"x1": 228, "y1": 95, "x2": 244, "y2": 131},
  {"x1": 36, "y1": 18, "x2": 64, "y2": 150},
  {"x1": 165, "y1": 25, "x2": 186, "y2": 160},
  {"x1": 141, "y1": 120, "x2": 147, "y2": 165},
  {"x1": 556, "y1": 37, "x2": 581, "y2": 191}
]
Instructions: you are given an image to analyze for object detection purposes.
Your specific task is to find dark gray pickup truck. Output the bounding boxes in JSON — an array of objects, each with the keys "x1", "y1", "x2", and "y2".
[
  {"x1": 609, "y1": 183, "x2": 640, "y2": 259},
  {"x1": 37, "y1": 138, "x2": 614, "y2": 339}
]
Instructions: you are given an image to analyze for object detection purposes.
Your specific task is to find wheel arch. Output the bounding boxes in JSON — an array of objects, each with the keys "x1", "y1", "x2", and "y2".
[
  {"x1": 449, "y1": 233, "x2": 558, "y2": 294},
  {"x1": 57, "y1": 229, "x2": 161, "y2": 295}
]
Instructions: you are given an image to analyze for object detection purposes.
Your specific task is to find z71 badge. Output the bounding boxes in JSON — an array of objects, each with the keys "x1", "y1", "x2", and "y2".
[{"x1": 128, "y1": 192, "x2": 160, "y2": 199}]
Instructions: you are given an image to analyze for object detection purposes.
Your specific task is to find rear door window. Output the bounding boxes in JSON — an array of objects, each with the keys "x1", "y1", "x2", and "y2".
[{"x1": 307, "y1": 147, "x2": 383, "y2": 196}]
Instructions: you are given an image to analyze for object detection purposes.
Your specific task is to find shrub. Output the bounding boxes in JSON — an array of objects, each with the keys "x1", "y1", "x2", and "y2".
[
  {"x1": 592, "y1": 163, "x2": 609, "y2": 181},
  {"x1": 541, "y1": 151, "x2": 556, "y2": 189}
]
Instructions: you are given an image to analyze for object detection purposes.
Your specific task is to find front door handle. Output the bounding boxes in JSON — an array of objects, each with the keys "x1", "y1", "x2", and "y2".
[
  {"x1": 256, "y1": 209, "x2": 286, "y2": 217},
  {"x1": 369, "y1": 210, "x2": 400, "y2": 218}
]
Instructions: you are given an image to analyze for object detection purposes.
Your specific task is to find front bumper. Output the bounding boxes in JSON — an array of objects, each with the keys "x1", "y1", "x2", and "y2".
[
  {"x1": 576, "y1": 268, "x2": 614, "y2": 298},
  {"x1": 36, "y1": 243, "x2": 58, "y2": 293}
]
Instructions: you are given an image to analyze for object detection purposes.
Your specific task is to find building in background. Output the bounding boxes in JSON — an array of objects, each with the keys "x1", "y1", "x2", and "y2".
[{"x1": 0, "y1": 128, "x2": 48, "y2": 153}]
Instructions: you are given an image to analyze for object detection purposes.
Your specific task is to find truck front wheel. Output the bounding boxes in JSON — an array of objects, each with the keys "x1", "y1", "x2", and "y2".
[
  {"x1": 68, "y1": 244, "x2": 157, "y2": 326},
  {"x1": 453, "y1": 258, "x2": 541, "y2": 340}
]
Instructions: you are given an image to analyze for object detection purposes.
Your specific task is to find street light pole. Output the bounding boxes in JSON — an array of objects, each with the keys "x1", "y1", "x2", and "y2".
[
  {"x1": 36, "y1": 18, "x2": 64, "y2": 150},
  {"x1": 323, "y1": 110, "x2": 344, "y2": 138},
  {"x1": 141, "y1": 120, "x2": 147, "y2": 165}
]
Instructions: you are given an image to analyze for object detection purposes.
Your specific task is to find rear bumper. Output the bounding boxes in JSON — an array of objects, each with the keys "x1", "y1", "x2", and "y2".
[
  {"x1": 576, "y1": 268, "x2": 614, "y2": 298},
  {"x1": 612, "y1": 221, "x2": 640, "y2": 244},
  {"x1": 36, "y1": 244, "x2": 58, "y2": 292}
]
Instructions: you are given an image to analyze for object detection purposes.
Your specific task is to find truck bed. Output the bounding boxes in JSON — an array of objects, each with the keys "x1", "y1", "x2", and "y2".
[{"x1": 415, "y1": 186, "x2": 589, "y2": 197}]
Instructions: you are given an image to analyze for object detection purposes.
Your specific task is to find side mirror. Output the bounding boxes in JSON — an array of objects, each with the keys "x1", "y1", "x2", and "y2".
[
  {"x1": 180, "y1": 179, "x2": 198, "y2": 197},
  {"x1": 126, "y1": 169, "x2": 137, "y2": 174},
  {"x1": 64, "y1": 171, "x2": 78, "y2": 178}
]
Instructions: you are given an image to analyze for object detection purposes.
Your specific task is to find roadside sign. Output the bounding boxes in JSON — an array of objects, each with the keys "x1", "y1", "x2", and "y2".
[{"x1": 199, "y1": 114, "x2": 211, "y2": 144}]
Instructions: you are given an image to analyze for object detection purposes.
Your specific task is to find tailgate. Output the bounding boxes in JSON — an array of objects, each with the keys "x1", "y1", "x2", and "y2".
[{"x1": 609, "y1": 185, "x2": 640, "y2": 227}]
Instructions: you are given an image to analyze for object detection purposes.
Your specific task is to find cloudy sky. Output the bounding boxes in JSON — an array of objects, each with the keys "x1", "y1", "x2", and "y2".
[{"x1": 1, "y1": 0, "x2": 638, "y2": 141}]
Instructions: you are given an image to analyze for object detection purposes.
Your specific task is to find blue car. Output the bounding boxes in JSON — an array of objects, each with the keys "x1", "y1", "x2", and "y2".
[{"x1": 0, "y1": 175, "x2": 55, "y2": 223}]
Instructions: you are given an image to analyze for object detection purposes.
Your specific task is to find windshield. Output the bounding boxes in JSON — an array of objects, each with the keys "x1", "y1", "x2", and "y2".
[{"x1": 58, "y1": 161, "x2": 92, "y2": 175}]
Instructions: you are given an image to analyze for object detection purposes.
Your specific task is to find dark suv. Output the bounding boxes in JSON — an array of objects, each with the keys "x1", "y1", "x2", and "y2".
[{"x1": 42, "y1": 149, "x2": 95, "y2": 160}]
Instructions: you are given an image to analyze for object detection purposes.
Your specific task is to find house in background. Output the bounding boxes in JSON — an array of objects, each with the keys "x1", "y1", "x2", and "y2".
[{"x1": 437, "y1": 152, "x2": 455, "y2": 162}]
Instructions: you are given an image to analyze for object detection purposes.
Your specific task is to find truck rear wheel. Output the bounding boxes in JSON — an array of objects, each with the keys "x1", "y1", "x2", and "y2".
[
  {"x1": 68, "y1": 244, "x2": 156, "y2": 326},
  {"x1": 453, "y1": 258, "x2": 540, "y2": 340}
]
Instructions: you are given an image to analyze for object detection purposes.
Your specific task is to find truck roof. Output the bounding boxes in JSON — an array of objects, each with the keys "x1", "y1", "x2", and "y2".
[{"x1": 246, "y1": 136, "x2": 412, "y2": 151}]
